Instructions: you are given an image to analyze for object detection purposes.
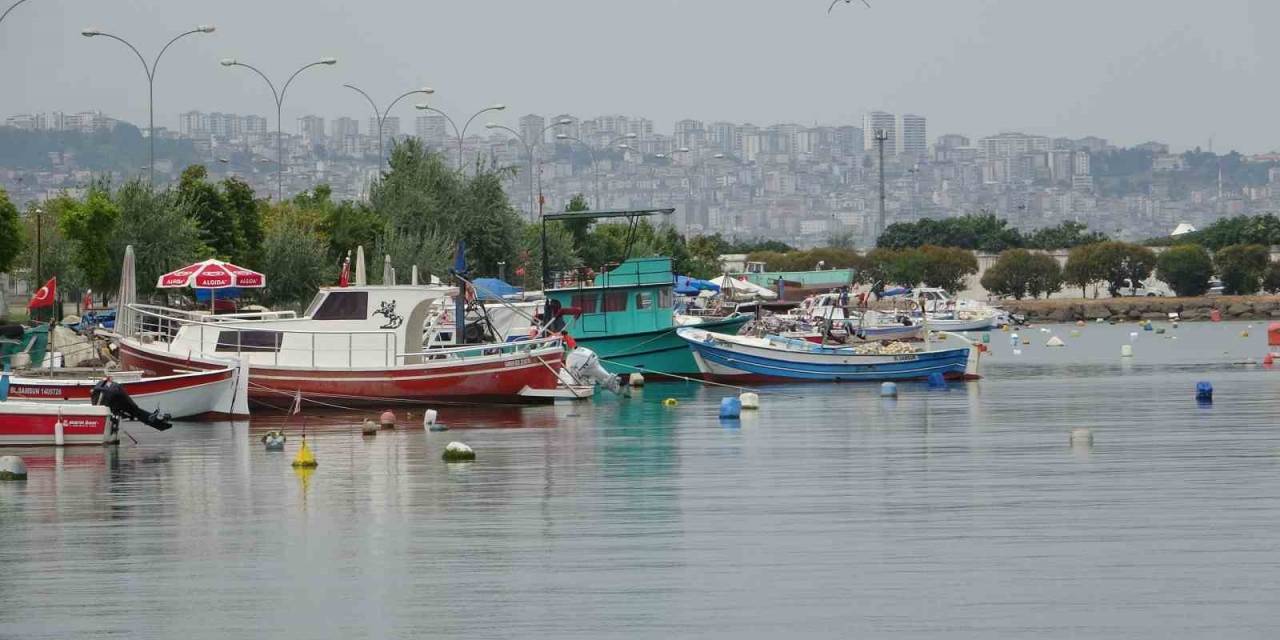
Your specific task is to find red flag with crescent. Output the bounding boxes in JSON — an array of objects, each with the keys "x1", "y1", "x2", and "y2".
[{"x1": 28, "y1": 277, "x2": 56, "y2": 309}]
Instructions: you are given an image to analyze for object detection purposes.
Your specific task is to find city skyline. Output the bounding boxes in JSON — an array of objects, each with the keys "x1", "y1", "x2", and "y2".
[{"x1": 1, "y1": 0, "x2": 1277, "y2": 154}]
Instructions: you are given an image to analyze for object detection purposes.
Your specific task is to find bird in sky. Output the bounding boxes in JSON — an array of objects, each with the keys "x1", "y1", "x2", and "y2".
[{"x1": 828, "y1": 0, "x2": 872, "y2": 12}]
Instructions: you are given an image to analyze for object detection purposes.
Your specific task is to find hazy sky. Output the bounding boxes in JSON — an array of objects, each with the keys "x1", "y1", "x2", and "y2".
[{"x1": 1, "y1": 0, "x2": 1276, "y2": 152}]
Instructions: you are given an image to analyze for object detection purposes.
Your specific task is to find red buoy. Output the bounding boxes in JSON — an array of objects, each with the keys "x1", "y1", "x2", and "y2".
[
  {"x1": 1268, "y1": 323, "x2": 1280, "y2": 347},
  {"x1": 1210, "y1": 309, "x2": 1222, "y2": 323}
]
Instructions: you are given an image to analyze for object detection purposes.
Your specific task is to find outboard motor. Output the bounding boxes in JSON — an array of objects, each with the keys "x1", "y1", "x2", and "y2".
[
  {"x1": 90, "y1": 377, "x2": 173, "y2": 431},
  {"x1": 565, "y1": 347, "x2": 621, "y2": 394}
]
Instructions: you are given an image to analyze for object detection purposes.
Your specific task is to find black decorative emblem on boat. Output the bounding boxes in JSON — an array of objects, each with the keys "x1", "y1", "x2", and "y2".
[{"x1": 374, "y1": 300, "x2": 403, "y2": 329}]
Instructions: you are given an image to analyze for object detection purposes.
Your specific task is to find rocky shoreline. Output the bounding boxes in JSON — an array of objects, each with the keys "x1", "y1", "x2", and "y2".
[{"x1": 1002, "y1": 295, "x2": 1280, "y2": 323}]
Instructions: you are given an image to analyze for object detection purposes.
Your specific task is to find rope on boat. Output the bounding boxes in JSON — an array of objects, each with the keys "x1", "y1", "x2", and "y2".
[
  {"x1": 596, "y1": 357, "x2": 807, "y2": 398},
  {"x1": 244, "y1": 380, "x2": 546, "y2": 413}
]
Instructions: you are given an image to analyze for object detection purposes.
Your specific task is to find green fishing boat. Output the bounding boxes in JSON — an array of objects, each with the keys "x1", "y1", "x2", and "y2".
[{"x1": 540, "y1": 208, "x2": 748, "y2": 377}]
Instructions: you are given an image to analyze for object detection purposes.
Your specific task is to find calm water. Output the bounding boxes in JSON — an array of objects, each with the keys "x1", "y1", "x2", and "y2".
[{"x1": 4, "y1": 321, "x2": 1280, "y2": 638}]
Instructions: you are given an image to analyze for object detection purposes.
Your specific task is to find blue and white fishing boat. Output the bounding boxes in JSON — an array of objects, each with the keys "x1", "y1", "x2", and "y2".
[{"x1": 676, "y1": 327, "x2": 980, "y2": 382}]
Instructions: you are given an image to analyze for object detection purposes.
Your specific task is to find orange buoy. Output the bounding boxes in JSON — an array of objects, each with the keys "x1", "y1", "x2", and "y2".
[{"x1": 1210, "y1": 309, "x2": 1222, "y2": 322}]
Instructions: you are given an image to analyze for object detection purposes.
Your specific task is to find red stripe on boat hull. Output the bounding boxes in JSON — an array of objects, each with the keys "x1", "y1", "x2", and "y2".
[{"x1": 118, "y1": 342, "x2": 563, "y2": 406}]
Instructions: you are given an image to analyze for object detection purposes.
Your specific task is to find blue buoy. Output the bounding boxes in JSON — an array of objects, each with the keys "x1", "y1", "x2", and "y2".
[
  {"x1": 880, "y1": 382, "x2": 898, "y2": 398},
  {"x1": 1195, "y1": 381, "x2": 1213, "y2": 402},
  {"x1": 927, "y1": 372, "x2": 947, "y2": 389},
  {"x1": 719, "y1": 397, "x2": 742, "y2": 419}
]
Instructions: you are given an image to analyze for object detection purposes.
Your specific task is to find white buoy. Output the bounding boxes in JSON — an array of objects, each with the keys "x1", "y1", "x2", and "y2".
[
  {"x1": 1045, "y1": 335, "x2": 1065, "y2": 347},
  {"x1": 54, "y1": 419, "x2": 65, "y2": 447},
  {"x1": 880, "y1": 382, "x2": 898, "y2": 397},
  {"x1": 1069, "y1": 428, "x2": 1093, "y2": 446},
  {"x1": 423, "y1": 409, "x2": 438, "y2": 429},
  {"x1": 1121, "y1": 344, "x2": 1134, "y2": 358},
  {"x1": 442, "y1": 441, "x2": 476, "y2": 462},
  {"x1": 0, "y1": 455, "x2": 28, "y2": 480},
  {"x1": 738, "y1": 392, "x2": 760, "y2": 410},
  {"x1": 361, "y1": 419, "x2": 379, "y2": 436},
  {"x1": 1012, "y1": 349, "x2": 1022, "y2": 355},
  {"x1": 628, "y1": 373, "x2": 645, "y2": 387},
  {"x1": 1129, "y1": 331, "x2": 1138, "y2": 342}
]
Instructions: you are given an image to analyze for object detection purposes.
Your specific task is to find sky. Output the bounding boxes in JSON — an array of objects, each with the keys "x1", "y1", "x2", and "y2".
[{"x1": 0, "y1": 0, "x2": 1276, "y2": 153}]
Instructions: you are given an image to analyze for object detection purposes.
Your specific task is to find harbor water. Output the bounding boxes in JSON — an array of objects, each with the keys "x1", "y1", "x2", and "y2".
[{"x1": 3, "y1": 321, "x2": 1280, "y2": 638}]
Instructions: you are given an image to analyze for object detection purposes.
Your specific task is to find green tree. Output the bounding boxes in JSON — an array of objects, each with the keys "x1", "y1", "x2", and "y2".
[
  {"x1": 112, "y1": 180, "x2": 208, "y2": 296},
  {"x1": 866, "y1": 247, "x2": 927, "y2": 286},
  {"x1": 257, "y1": 203, "x2": 336, "y2": 307},
  {"x1": 980, "y1": 249, "x2": 1060, "y2": 300},
  {"x1": 19, "y1": 197, "x2": 83, "y2": 294},
  {"x1": 58, "y1": 186, "x2": 121, "y2": 294},
  {"x1": 561, "y1": 194, "x2": 591, "y2": 252},
  {"x1": 1155, "y1": 244, "x2": 1213, "y2": 297},
  {"x1": 221, "y1": 176, "x2": 262, "y2": 266},
  {"x1": 918, "y1": 245, "x2": 979, "y2": 292},
  {"x1": 459, "y1": 168, "x2": 522, "y2": 275},
  {"x1": 1214, "y1": 243, "x2": 1271, "y2": 295},
  {"x1": 1090, "y1": 241, "x2": 1157, "y2": 296},
  {"x1": 1263, "y1": 261, "x2": 1280, "y2": 294},
  {"x1": 1063, "y1": 243, "x2": 1102, "y2": 298},
  {"x1": 1024, "y1": 221, "x2": 1107, "y2": 250},
  {"x1": 177, "y1": 164, "x2": 236, "y2": 257},
  {"x1": 0, "y1": 187, "x2": 22, "y2": 273},
  {"x1": 517, "y1": 221, "x2": 579, "y2": 290}
]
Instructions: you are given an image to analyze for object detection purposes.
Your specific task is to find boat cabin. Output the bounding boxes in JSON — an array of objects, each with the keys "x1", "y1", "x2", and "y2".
[{"x1": 544, "y1": 257, "x2": 675, "y2": 338}]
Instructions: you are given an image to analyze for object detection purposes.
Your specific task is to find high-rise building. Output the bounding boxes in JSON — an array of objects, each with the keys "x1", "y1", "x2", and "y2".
[
  {"x1": 415, "y1": 114, "x2": 449, "y2": 147},
  {"x1": 381, "y1": 116, "x2": 400, "y2": 138},
  {"x1": 208, "y1": 112, "x2": 239, "y2": 139},
  {"x1": 626, "y1": 117, "x2": 653, "y2": 140},
  {"x1": 833, "y1": 126, "x2": 863, "y2": 156},
  {"x1": 977, "y1": 132, "x2": 1052, "y2": 160},
  {"x1": 935, "y1": 134, "x2": 970, "y2": 149},
  {"x1": 179, "y1": 111, "x2": 208, "y2": 137},
  {"x1": 331, "y1": 117, "x2": 360, "y2": 140},
  {"x1": 298, "y1": 115, "x2": 326, "y2": 142},
  {"x1": 708, "y1": 122, "x2": 737, "y2": 153},
  {"x1": 900, "y1": 114, "x2": 927, "y2": 158},
  {"x1": 242, "y1": 115, "x2": 268, "y2": 136},
  {"x1": 862, "y1": 111, "x2": 895, "y2": 153},
  {"x1": 1073, "y1": 150, "x2": 1091, "y2": 176},
  {"x1": 674, "y1": 119, "x2": 705, "y2": 150},
  {"x1": 518, "y1": 114, "x2": 546, "y2": 145}
]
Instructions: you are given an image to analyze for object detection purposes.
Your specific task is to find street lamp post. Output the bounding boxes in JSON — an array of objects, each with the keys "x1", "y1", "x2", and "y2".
[
  {"x1": 415, "y1": 103, "x2": 505, "y2": 172},
  {"x1": 0, "y1": 0, "x2": 32, "y2": 29},
  {"x1": 555, "y1": 132, "x2": 635, "y2": 208},
  {"x1": 221, "y1": 56, "x2": 337, "y2": 201},
  {"x1": 342, "y1": 84, "x2": 434, "y2": 168},
  {"x1": 81, "y1": 25, "x2": 215, "y2": 185},
  {"x1": 486, "y1": 118, "x2": 571, "y2": 220}
]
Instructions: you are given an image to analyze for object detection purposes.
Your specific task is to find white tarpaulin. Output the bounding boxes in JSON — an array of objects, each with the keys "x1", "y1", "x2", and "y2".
[{"x1": 710, "y1": 276, "x2": 777, "y2": 301}]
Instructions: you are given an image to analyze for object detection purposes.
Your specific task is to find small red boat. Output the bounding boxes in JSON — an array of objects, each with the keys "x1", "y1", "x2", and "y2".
[
  {"x1": 0, "y1": 402, "x2": 117, "y2": 446},
  {"x1": 3, "y1": 365, "x2": 248, "y2": 419}
]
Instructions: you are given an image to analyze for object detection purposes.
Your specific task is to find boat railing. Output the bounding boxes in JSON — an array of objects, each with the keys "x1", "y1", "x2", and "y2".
[
  {"x1": 128, "y1": 304, "x2": 562, "y2": 369},
  {"x1": 129, "y1": 304, "x2": 401, "y2": 369}
]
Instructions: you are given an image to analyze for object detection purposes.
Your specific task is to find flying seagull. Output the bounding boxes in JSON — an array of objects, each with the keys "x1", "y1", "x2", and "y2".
[{"x1": 829, "y1": 0, "x2": 872, "y2": 12}]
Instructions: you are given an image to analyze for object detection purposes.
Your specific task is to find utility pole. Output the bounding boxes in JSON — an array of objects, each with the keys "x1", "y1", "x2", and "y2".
[{"x1": 875, "y1": 128, "x2": 889, "y2": 243}]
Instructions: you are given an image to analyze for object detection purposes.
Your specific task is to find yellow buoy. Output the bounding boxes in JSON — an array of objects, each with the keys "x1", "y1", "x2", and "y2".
[
  {"x1": 662, "y1": 398, "x2": 679, "y2": 407},
  {"x1": 292, "y1": 436, "x2": 318, "y2": 468}
]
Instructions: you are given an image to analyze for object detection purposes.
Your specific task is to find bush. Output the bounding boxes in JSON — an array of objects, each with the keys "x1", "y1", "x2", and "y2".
[
  {"x1": 981, "y1": 249, "x2": 1062, "y2": 300},
  {"x1": 1090, "y1": 241, "x2": 1157, "y2": 296},
  {"x1": 1214, "y1": 244, "x2": 1270, "y2": 295},
  {"x1": 918, "y1": 245, "x2": 979, "y2": 293},
  {"x1": 1155, "y1": 244, "x2": 1214, "y2": 297},
  {"x1": 1263, "y1": 261, "x2": 1280, "y2": 294}
]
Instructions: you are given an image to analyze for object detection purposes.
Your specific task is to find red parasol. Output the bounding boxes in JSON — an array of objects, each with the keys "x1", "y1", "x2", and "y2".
[{"x1": 157, "y1": 259, "x2": 265, "y2": 290}]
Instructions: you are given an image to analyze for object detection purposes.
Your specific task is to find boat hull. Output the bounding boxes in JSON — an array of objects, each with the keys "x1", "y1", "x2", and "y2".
[
  {"x1": 0, "y1": 402, "x2": 115, "y2": 446},
  {"x1": 4, "y1": 367, "x2": 247, "y2": 419},
  {"x1": 576, "y1": 315, "x2": 750, "y2": 377},
  {"x1": 118, "y1": 338, "x2": 564, "y2": 407},
  {"x1": 678, "y1": 328, "x2": 975, "y2": 382}
]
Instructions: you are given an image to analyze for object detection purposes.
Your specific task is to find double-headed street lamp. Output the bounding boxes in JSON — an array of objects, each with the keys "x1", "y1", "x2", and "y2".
[
  {"x1": 343, "y1": 84, "x2": 434, "y2": 167},
  {"x1": 415, "y1": 103, "x2": 505, "y2": 171},
  {"x1": 555, "y1": 132, "x2": 636, "y2": 208},
  {"x1": 81, "y1": 24, "x2": 215, "y2": 184},
  {"x1": 220, "y1": 56, "x2": 336, "y2": 201},
  {"x1": 486, "y1": 118, "x2": 571, "y2": 220}
]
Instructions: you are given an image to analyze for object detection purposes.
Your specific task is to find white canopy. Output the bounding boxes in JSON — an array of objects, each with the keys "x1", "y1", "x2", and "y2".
[{"x1": 710, "y1": 275, "x2": 777, "y2": 301}]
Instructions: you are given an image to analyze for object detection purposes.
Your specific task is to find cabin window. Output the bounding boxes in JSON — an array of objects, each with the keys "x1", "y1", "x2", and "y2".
[
  {"x1": 571, "y1": 293, "x2": 599, "y2": 314},
  {"x1": 659, "y1": 287, "x2": 672, "y2": 308},
  {"x1": 635, "y1": 292, "x2": 653, "y2": 310},
  {"x1": 604, "y1": 291, "x2": 629, "y2": 313},
  {"x1": 312, "y1": 291, "x2": 368, "y2": 320},
  {"x1": 215, "y1": 330, "x2": 282, "y2": 353}
]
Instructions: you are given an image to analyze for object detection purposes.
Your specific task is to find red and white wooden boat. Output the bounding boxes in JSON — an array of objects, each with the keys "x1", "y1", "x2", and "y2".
[
  {"x1": 0, "y1": 402, "x2": 117, "y2": 446},
  {"x1": 117, "y1": 284, "x2": 565, "y2": 406},
  {"x1": 2, "y1": 364, "x2": 248, "y2": 419}
]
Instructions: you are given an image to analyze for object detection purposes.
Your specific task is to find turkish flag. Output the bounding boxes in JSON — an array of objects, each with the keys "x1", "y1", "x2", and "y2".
[{"x1": 28, "y1": 277, "x2": 56, "y2": 309}]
